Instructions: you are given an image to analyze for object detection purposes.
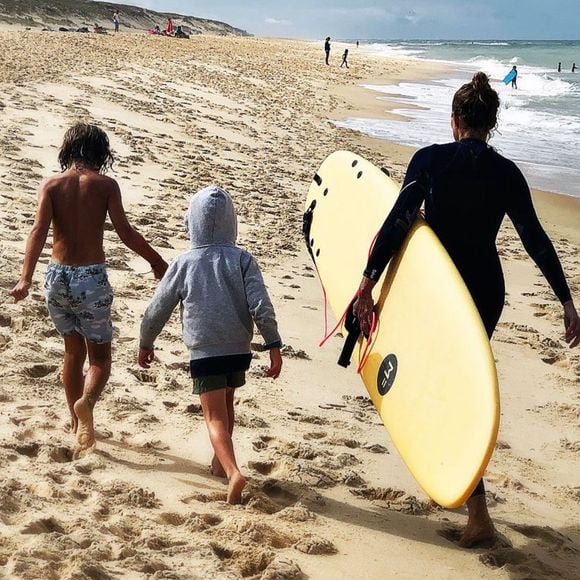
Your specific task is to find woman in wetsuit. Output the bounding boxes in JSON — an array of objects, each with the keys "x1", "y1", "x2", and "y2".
[{"x1": 353, "y1": 72, "x2": 580, "y2": 548}]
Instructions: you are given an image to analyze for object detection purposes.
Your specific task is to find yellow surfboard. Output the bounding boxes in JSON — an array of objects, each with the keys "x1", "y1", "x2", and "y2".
[{"x1": 305, "y1": 151, "x2": 500, "y2": 508}]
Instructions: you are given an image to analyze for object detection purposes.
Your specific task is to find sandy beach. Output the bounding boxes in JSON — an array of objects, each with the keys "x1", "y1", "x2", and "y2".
[{"x1": 0, "y1": 31, "x2": 579, "y2": 579}]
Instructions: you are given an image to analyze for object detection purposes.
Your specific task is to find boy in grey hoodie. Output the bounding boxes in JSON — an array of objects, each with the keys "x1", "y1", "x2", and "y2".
[{"x1": 139, "y1": 186, "x2": 282, "y2": 504}]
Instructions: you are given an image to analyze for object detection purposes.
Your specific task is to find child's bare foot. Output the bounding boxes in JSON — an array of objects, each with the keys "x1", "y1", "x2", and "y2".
[
  {"x1": 73, "y1": 397, "x2": 96, "y2": 459},
  {"x1": 227, "y1": 472, "x2": 247, "y2": 505},
  {"x1": 63, "y1": 415, "x2": 78, "y2": 434},
  {"x1": 210, "y1": 455, "x2": 227, "y2": 478}
]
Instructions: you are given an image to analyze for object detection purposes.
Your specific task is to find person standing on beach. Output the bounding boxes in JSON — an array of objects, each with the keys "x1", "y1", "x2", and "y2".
[
  {"x1": 340, "y1": 49, "x2": 349, "y2": 68},
  {"x1": 354, "y1": 72, "x2": 580, "y2": 548},
  {"x1": 324, "y1": 37, "x2": 331, "y2": 65},
  {"x1": 139, "y1": 186, "x2": 283, "y2": 504},
  {"x1": 166, "y1": 17, "x2": 174, "y2": 36},
  {"x1": 10, "y1": 123, "x2": 168, "y2": 458},
  {"x1": 511, "y1": 65, "x2": 518, "y2": 89},
  {"x1": 113, "y1": 10, "x2": 120, "y2": 33}
]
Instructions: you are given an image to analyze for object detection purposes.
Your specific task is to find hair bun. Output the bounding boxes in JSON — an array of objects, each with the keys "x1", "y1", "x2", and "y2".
[
  {"x1": 471, "y1": 72, "x2": 491, "y2": 91},
  {"x1": 452, "y1": 71, "x2": 499, "y2": 133}
]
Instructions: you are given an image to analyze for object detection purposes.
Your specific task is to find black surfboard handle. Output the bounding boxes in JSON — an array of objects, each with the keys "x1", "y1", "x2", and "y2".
[{"x1": 338, "y1": 303, "x2": 361, "y2": 368}]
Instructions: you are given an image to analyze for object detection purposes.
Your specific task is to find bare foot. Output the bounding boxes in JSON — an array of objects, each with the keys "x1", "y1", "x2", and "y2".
[
  {"x1": 459, "y1": 520, "x2": 496, "y2": 548},
  {"x1": 210, "y1": 455, "x2": 227, "y2": 478},
  {"x1": 73, "y1": 397, "x2": 96, "y2": 459},
  {"x1": 63, "y1": 415, "x2": 78, "y2": 434},
  {"x1": 460, "y1": 494, "x2": 496, "y2": 548},
  {"x1": 227, "y1": 471, "x2": 247, "y2": 505}
]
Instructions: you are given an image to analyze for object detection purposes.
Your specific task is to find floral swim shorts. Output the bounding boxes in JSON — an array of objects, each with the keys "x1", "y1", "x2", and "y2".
[{"x1": 44, "y1": 263, "x2": 114, "y2": 344}]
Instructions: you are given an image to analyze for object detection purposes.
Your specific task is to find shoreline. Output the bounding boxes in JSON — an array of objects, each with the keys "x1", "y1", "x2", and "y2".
[
  {"x1": 328, "y1": 56, "x2": 580, "y2": 245},
  {"x1": 333, "y1": 45, "x2": 580, "y2": 206}
]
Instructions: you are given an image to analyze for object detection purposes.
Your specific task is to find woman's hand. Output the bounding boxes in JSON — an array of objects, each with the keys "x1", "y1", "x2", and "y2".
[
  {"x1": 353, "y1": 277, "x2": 377, "y2": 338},
  {"x1": 563, "y1": 300, "x2": 580, "y2": 348}
]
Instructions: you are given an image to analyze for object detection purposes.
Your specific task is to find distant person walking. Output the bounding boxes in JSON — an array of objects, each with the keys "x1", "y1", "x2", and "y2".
[
  {"x1": 573, "y1": 63, "x2": 577, "y2": 73},
  {"x1": 113, "y1": 10, "x2": 120, "y2": 33},
  {"x1": 356, "y1": 40, "x2": 359, "y2": 48},
  {"x1": 511, "y1": 65, "x2": 518, "y2": 89},
  {"x1": 324, "y1": 37, "x2": 331, "y2": 65},
  {"x1": 558, "y1": 62, "x2": 562, "y2": 72},
  {"x1": 166, "y1": 18, "x2": 174, "y2": 36},
  {"x1": 341, "y1": 49, "x2": 349, "y2": 68}
]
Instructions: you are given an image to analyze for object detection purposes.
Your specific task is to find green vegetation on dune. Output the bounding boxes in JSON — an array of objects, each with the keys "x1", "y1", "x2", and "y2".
[{"x1": 0, "y1": 0, "x2": 250, "y2": 35}]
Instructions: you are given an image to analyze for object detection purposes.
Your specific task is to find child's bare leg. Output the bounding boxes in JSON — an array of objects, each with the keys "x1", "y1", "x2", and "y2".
[
  {"x1": 200, "y1": 389, "x2": 246, "y2": 504},
  {"x1": 73, "y1": 341, "x2": 111, "y2": 458},
  {"x1": 62, "y1": 333, "x2": 87, "y2": 433},
  {"x1": 211, "y1": 388, "x2": 236, "y2": 478}
]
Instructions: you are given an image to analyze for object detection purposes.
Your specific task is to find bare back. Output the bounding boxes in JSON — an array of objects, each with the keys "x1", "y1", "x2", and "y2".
[{"x1": 48, "y1": 169, "x2": 116, "y2": 265}]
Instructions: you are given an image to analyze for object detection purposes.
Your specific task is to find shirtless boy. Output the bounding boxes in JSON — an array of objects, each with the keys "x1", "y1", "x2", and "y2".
[{"x1": 11, "y1": 123, "x2": 167, "y2": 456}]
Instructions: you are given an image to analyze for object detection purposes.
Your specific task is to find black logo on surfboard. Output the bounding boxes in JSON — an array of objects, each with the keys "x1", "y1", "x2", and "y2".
[{"x1": 378, "y1": 354, "x2": 398, "y2": 396}]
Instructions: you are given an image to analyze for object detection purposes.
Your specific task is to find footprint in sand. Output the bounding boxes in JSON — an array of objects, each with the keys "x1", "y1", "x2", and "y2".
[
  {"x1": 249, "y1": 460, "x2": 277, "y2": 476},
  {"x1": 350, "y1": 487, "x2": 436, "y2": 516},
  {"x1": 294, "y1": 536, "x2": 337, "y2": 555},
  {"x1": 342, "y1": 470, "x2": 366, "y2": 487},
  {"x1": 20, "y1": 516, "x2": 66, "y2": 535},
  {"x1": 252, "y1": 435, "x2": 274, "y2": 451},
  {"x1": 510, "y1": 524, "x2": 578, "y2": 552},
  {"x1": 479, "y1": 545, "x2": 558, "y2": 577}
]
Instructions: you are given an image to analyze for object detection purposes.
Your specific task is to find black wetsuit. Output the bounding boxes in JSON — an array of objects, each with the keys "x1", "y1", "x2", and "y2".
[{"x1": 364, "y1": 140, "x2": 571, "y2": 497}]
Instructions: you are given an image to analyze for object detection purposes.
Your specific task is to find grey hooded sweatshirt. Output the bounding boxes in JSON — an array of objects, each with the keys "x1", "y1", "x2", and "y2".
[{"x1": 140, "y1": 186, "x2": 281, "y2": 360}]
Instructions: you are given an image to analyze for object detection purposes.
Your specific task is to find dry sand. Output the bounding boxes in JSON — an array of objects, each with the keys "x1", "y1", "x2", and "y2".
[{"x1": 0, "y1": 31, "x2": 579, "y2": 579}]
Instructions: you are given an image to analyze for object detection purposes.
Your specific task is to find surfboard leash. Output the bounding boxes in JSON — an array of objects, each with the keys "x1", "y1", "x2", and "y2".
[{"x1": 305, "y1": 176, "x2": 420, "y2": 372}]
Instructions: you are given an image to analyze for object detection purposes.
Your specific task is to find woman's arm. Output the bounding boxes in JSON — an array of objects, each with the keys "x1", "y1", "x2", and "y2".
[
  {"x1": 505, "y1": 165, "x2": 571, "y2": 303},
  {"x1": 354, "y1": 153, "x2": 430, "y2": 336},
  {"x1": 505, "y1": 164, "x2": 579, "y2": 347}
]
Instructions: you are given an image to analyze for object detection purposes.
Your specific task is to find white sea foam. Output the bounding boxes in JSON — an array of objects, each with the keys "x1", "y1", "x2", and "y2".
[
  {"x1": 348, "y1": 42, "x2": 580, "y2": 196},
  {"x1": 363, "y1": 43, "x2": 425, "y2": 59}
]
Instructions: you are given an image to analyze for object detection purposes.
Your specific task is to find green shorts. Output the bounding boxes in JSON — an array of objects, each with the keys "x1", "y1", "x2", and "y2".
[{"x1": 192, "y1": 371, "x2": 246, "y2": 395}]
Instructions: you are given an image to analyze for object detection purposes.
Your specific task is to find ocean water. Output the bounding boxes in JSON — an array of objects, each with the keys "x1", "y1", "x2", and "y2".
[{"x1": 337, "y1": 41, "x2": 580, "y2": 197}]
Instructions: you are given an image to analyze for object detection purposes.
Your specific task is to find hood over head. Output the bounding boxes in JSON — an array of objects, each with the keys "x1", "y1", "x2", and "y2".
[{"x1": 185, "y1": 186, "x2": 237, "y2": 248}]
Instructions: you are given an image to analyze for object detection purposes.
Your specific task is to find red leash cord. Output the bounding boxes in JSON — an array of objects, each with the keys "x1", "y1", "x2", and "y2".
[{"x1": 313, "y1": 179, "x2": 419, "y2": 371}]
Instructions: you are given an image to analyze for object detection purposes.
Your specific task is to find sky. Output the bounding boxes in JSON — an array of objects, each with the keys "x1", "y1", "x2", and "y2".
[{"x1": 104, "y1": 1, "x2": 580, "y2": 40}]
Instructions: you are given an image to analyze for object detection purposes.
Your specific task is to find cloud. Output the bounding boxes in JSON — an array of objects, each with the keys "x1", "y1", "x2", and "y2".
[
  {"x1": 328, "y1": 7, "x2": 389, "y2": 19},
  {"x1": 265, "y1": 17, "x2": 292, "y2": 25}
]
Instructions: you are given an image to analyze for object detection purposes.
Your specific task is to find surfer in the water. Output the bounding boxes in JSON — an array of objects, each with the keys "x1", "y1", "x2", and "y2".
[
  {"x1": 353, "y1": 72, "x2": 580, "y2": 548},
  {"x1": 511, "y1": 65, "x2": 518, "y2": 89}
]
